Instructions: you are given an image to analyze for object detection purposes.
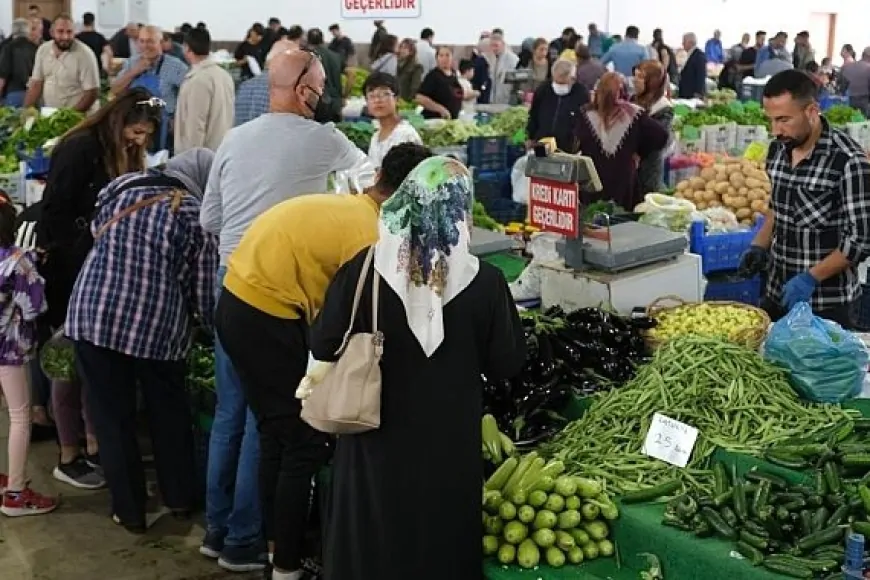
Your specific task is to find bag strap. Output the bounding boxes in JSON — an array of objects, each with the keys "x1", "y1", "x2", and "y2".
[
  {"x1": 93, "y1": 189, "x2": 185, "y2": 239},
  {"x1": 334, "y1": 246, "x2": 379, "y2": 357}
]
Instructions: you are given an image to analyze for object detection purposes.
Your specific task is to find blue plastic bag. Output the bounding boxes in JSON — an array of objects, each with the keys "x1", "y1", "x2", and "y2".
[{"x1": 762, "y1": 303, "x2": 868, "y2": 403}]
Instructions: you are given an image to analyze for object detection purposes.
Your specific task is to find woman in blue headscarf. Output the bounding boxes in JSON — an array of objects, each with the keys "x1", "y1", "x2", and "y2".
[{"x1": 310, "y1": 157, "x2": 526, "y2": 580}]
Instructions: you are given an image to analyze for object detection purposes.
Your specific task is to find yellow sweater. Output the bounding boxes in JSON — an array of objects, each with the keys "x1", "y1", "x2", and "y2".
[{"x1": 224, "y1": 193, "x2": 380, "y2": 320}]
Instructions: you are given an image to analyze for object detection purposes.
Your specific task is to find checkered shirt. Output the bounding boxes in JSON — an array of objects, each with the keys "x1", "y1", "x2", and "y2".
[
  {"x1": 766, "y1": 117, "x2": 870, "y2": 310},
  {"x1": 234, "y1": 73, "x2": 270, "y2": 126},
  {"x1": 65, "y1": 172, "x2": 219, "y2": 361}
]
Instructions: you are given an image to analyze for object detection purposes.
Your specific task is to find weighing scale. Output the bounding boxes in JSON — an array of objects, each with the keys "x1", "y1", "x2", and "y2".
[
  {"x1": 504, "y1": 70, "x2": 532, "y2": 105},
  {"x1": 525, "y1": 150, "x2": 687, "y2": 272}
]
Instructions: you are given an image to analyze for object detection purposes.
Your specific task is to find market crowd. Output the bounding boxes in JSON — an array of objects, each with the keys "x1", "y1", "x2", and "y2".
[{"x1": 0, "y1": 8, "x2": 867, "y2": 580}]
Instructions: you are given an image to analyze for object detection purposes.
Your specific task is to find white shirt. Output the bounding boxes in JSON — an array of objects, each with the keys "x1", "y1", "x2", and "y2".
[
  {"x1": 367, "y1": 120, "x2": 423, "y2": 169},
  {"x1": 458, "y1": 78, "x2": 476, "y2": 111},
  {"x1": 416, "y1": 41, "x2": 437, "y2": 76}
]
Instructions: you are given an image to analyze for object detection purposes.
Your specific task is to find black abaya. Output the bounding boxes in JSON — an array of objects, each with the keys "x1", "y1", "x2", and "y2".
[{"x1": 309, "y1": 249, "x2": 526, "y2": 580}]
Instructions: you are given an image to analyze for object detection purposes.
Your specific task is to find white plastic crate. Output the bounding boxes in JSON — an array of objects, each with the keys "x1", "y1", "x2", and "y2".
[{"x1": 0, "y1": 162, "x2": 26, "y2": 204}]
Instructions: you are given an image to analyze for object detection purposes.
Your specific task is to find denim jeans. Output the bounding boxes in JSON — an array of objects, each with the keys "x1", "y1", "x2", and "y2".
[
  {"x1": 205, "y1": 266, "x2": 262, "y2": 547},
  {"x1": 3, "y1": 91, "x2": 25, "y2": 108}
]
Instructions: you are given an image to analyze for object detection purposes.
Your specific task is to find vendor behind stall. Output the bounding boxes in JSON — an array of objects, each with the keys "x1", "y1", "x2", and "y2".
[
  {"x1": 526, "y1": 59, "x2": 589, "y2": 152},
  {"x1": 415, "y1": 47, "x2": 462, "y2": 120},
  {"x1": 739, "y1": 69, "x2": 870, "y2": 328}
]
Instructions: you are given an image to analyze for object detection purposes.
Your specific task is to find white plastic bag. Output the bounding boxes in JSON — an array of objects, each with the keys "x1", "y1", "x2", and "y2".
[
  {"x1": 511, "y1": 153, "x2": 531, "y2": 204},
  {"x1": 637, "y1": 193, "x2": 700, "y2": 232},
  {"x1": 330, "y1": 158, "x2": 377, "y2": 194}
]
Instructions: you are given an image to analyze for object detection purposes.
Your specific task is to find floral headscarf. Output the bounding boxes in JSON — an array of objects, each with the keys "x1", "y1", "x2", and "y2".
[{"x1": 374, "y1": 156, "x2": 480, "y2": 357}]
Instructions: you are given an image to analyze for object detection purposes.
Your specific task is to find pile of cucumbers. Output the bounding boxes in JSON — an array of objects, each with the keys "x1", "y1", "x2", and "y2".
[
  {"x1": 482, "y1": 451, "x2": 618, "y2": 569},
  {"x1": 661, "y1": 452, "x2": 870, "y2": 578}
]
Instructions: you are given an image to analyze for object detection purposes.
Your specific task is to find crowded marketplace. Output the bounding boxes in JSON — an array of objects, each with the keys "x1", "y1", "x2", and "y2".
[{"x1": 0, "y1": 2, "x2": 869, "y2": 580}]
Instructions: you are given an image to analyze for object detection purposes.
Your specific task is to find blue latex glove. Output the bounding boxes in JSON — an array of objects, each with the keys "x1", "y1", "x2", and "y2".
[{"x1": 782, "y1": 272, "x2": 818, "y2": 310}]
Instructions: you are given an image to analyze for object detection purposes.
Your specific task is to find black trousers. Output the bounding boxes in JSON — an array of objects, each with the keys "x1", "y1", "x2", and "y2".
[
  {"x1": 215, "y1": 290, "x2": 331, "y2": 572},
  {"x1": 761, "y1": 297, "x2": 858, "y2": 329},
  {"x1": 74, "y1": 341, "x2": 195, "y2": 526}
]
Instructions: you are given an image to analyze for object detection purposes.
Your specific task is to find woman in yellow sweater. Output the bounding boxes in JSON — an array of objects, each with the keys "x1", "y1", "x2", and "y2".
[{"x1": 214, "y1": 142, "x2": 432, "y2": 580}]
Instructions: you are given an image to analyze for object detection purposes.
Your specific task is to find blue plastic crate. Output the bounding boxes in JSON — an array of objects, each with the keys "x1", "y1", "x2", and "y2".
[
  {"x1": 704, "y1": 274, "x2": 762, "y2": 306},
  {"x1": 473, "y1": 171, "x2": 511, "y2": 207},
  {"x1": 820, "y1": 95, "x2": 849, "y2": 112},
  {"x1": 690, "y1": 217, "x2": 764, "y2": 275},
  {"x1": 507, "y1": 144, "x2": 526, "y2": 167},
  {"x1": 467, "y1": 136, "x2": 507, "y2": 173},
  {"x1": 16, "y1": 144, "x2": 50, "y2": 177}
]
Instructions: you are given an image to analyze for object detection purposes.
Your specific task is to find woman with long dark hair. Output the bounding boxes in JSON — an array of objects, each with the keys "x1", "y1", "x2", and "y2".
[
  {"x1": 37, "y1": 87, "x2": 162, "y2": 490},
  {"x1": 396, "y1": 38, "x2": 423, "y2": 101},
  {"x1": 632, "y1": 60, "x2": 674, "y2": 194},
  {"x1": 572, "y1": 72, "x2": 669, "y2": 209},
  {"x1": 370, "y1": 34, "x2": 398, "y2": 77}
]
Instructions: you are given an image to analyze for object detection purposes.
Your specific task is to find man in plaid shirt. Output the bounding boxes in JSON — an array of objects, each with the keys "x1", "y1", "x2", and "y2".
[{"x1": 740, "y1": 70, "x2": 870, "y2": 327}]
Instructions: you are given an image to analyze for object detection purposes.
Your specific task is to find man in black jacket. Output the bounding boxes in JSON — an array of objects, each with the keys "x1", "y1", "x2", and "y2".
[
  {"x1": 678, "y1": 32, "x2": 708, "y2": 99},
  {"x1": 526, "y1": 59, "x2": 590, "y2": 152}
]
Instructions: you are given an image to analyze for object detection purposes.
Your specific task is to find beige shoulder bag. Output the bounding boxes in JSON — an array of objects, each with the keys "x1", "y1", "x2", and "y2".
[{"x1": 301, "y1": 247, "x2": 383, "y2": 435}]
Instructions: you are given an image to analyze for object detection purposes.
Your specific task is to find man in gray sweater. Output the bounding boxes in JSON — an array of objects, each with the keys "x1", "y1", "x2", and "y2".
[{"x1": 197, "y1": 48, "x2": 366, "y2": 574}]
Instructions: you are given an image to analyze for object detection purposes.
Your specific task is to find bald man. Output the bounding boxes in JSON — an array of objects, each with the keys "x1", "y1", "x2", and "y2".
[
  {"x1": 199, "y1": 48, "x2": 367, "y2": 574},
  {"x1": 235, "y1": 39, "x2": 299, "y2": 127}
]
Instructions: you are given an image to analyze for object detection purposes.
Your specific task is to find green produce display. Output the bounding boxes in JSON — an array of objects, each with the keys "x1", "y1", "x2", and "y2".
[
  {"x1": 0, "y1": 107, "x2": 84, "y2": 172},
  {"x1": 419, "y1": 120, "x2": 500, "y2": 147},
  {"x1": 341, "y1": 68, "x2": 369, "y2": 97},
  {"x1": 473, "y1": 201, "x2": 501, "y2": 231},
  {"x1": 482, "y1": 413, "x2": 516, "y2": 464},
  {"x1": 824, "y1": 104, "x2": 861, "y2": 127},
  {"x1": 660, "y1": 453, "x2": 870, "y2": 577},
  {"x1": 484, "y1": 450, "x2": 618, "y2": 570},
  {"x1": 487, "y1": 107, "x2": 529, "y2": 144},
  {"x1": 335, "y1": 121, "x2": 375, "y2": 152},
  {"x1": 674, "y1": 103, "x2": 768, "y2": 130},
  {"x1": 540, "y1": 336, "x2": 859, "y2": 494}
]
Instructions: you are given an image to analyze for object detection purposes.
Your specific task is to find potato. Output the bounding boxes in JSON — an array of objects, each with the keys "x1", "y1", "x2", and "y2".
[
  {"x1": 730, "y1": 196, "x2": 749, "y2": 209},
  {"x1": 715, "y1": 182, "x2": 730, "y2": 194},
  {"x1": 700, "y1": 167, "x2": 717, "y2": 181},
  {"x1": 709, "y1": 200, "x2": 722, "y2": 207},
  {"x1": 705, "y1": 180, "x2": 718, "y2": 192},
  {"x1": 750, "y1": 199, "x2": 767, "y2": 212},
  {"x1": 727, "y1": 186, "x2": 737, "y2": 195},
  {"x1": 673, "y1": 191, "x2": 685, "y2": 199},
  {"x1": 745, "y1": 177, "x2": 765, "y2": 189},
  {"x1": 676, "y1": 180, "x2": 690, "y2": 191},
  {"x1": 690, "y1": 177, "x2": 707, "y2": 189},
  {"x1": 696, "y1": 201, "x2": 709, "y2": 210},
  {"x1": 735, "y1": 208, "x2": 752, "y2": 219},
  {"x1": 703, "y1": 190, "x2": 718, "y2": 201},
  {"x1": 738, "y1": 187, "x2": 749, "y2": 196},
  {"x1": 760, "y1": 181, "x2": 771, "y2": 193},
  {"x1": 712, "y1": 163, "x2": 727, "y2": 173},
  {"x1": 729, "y1": 172, "x2": 746, "y2": 188},
  {"x1": 740, "y1": 218, "x2": 754, "y2": 226},
  {"x1": 746, "y1": 189, "x2": 763, "y2": 201}
]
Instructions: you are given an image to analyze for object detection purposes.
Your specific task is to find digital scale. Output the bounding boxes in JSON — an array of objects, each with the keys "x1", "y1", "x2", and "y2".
[
  {"x1": 525, "y1": 150, "x2": 688, "y2": 273},
  {"x1": 504, "y1": 69, "x2": 532, "y2": 105}
]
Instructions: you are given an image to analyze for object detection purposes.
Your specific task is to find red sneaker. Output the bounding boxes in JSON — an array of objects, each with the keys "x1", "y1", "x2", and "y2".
[{"x1": 1, "y1": 488, "x2": 58, "y2": 517}]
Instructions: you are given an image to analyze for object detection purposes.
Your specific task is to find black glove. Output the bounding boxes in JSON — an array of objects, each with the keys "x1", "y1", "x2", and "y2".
[{"x1": 737, "y1": 245, "x2": 769, "y2": 278}]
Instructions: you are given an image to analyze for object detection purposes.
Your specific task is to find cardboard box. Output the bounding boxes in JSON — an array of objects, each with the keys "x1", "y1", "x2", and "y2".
[
  {"x1": 703, "y1": 122, "x2": 738, "y2": 154},
  {"x1": 735, "y1": 125, "x2": 769, "y2": 154},
  {"x1": 846, "y1": 122, "x2": 870, "y2": 150}
]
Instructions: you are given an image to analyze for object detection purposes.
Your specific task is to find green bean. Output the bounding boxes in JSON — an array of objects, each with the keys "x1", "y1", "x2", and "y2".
[{"x1": 542, "y1": 335, "x2": 856, "y2": 495}]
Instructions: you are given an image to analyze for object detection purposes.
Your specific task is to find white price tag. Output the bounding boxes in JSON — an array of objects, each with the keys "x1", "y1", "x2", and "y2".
[{"x1": 641, "y1": 413, "x2": 699, "y2": 468}]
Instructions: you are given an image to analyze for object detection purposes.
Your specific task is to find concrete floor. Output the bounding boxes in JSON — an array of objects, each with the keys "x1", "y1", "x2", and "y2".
[{"x1": 0, "y1": 415, "x2": 260, "y2": 580}]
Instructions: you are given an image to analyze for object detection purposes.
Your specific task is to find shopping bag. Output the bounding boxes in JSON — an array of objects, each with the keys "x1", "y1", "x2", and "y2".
[
  {"x1": 762, "y1": 302, "x2": 869, "y2": 403},
  {"x1": 511, "y1": 153, "x2": 530, "y2": 204},
  {"x1": 39, "y1": 326, "x2": 77, "y2": 382}
]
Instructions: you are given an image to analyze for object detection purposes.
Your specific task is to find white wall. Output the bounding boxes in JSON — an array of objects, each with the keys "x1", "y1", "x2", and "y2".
[{"x1": 30, "y1": 0, "x2": 870, "y2": 53}]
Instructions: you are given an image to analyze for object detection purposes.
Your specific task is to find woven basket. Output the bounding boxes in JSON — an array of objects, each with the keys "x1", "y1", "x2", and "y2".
[{"x1": 645, "y1": 295, "x2": 771, "y2": 350}]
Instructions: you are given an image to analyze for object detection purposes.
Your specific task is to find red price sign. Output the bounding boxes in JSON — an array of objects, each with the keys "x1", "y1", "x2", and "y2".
[{"x1": 528, "y1": 176, "x2": 580, "y2": 238}]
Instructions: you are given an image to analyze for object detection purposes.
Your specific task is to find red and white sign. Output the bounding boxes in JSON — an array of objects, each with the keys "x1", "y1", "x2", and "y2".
[
  {"x1": 528, "y1": 176, "x2": 580, "y2": 238},
  {"x1": 341, "y1": 0, "x2": 422, "y2": 19}
]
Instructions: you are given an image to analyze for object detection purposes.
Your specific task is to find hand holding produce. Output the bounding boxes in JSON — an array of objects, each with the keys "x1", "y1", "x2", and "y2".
[
  {"x1": 737, "y1": 244, "x2": 769, "y2": 278},
  {"x1": 648, "y1": 301, "x2": 767, "y2": 344},
  {"x1": 781, "y1": 272, "x2": 818, "y2": 310},
  {"x1": 484, "y1": 451, "x2": 618, "y2": 569}
]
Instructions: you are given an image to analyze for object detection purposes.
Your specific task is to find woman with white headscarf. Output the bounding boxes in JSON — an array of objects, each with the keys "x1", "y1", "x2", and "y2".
[
  {"x1": 310, "y1": 156, "x2": 526, "y2": 580},
  {"x1": 66, "y1": 148, "x2": 219, "y2": 533}
]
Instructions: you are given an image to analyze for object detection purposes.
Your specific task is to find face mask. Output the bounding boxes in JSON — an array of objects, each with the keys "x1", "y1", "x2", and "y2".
[
  {"x1": 552, "y1": 83, "x2": 571, "y2": 96},
  {"x1": 305, "y1": 88, "x2": 333, "y2": 123}
]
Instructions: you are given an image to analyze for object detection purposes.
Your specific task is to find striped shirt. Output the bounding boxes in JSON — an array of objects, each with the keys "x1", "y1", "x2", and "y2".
[
  {"x1": 234, "y1": 73, "x2": 270, "y2": 126},
  {"x1": 65, "y1": 171, "x2": 219, "y2": 360}
]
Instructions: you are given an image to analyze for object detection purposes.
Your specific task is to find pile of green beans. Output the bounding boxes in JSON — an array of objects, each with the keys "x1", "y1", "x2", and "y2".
[{"x1": 541, "y1": 335, "x2": 859, "y2": 494}]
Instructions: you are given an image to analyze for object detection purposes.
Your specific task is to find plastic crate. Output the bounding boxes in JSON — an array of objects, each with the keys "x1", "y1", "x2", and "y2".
[
  {"x1": 486, "y1": 198, "x2": 527, "y2": 224},
  {"x1": 507, "y1": 144, "x2": 526, "y2": 167},
  {"x1": 689, "y1": 217, "x2": 765, "y2": 275},
  {"x1": 17, "y1": 145, "x2": 50, "y2": 176},
  {"x1": 820, "y1": 95, "x2": 849, "y2": 112},
  {"x1": 467, "y1": 136, "x2": 507, "y2": 173},
  {"x1": 473, "y1": 171, "x2": 511, "y2": 207},
  {"x1": 704, "y1": 273, "x2": 762, "y2": 306},
  {"x1": 0, "y1": 170, "x2": 25, "y2": 204}
]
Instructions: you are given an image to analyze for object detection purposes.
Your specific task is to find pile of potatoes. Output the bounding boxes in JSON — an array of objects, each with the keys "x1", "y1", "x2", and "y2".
[{"x1": 673, "y1": 159, "x2": 771, "y2": 225}]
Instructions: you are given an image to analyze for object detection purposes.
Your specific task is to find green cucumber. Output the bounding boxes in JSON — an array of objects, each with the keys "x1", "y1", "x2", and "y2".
[
  {"x1": 765, "y1": 451, "x2": 808, "y2": 469},
  {"x1": 762, "y1": 559, "x2": 813, "y2": 578},
  {"x1": 621, "y1": 479, "x2": 681, "y2": 504},
  {"x1": 796, "y1": 525, "x2": 845, "y2": 553},
  {"x1": 701, "y1": 507, "x2": 735, "y2": 539},
  {"x1": 739, "y1": 529, "x2": 768, "y2": 550},
  {"x1": 736, "y1": 541, "x2": 764, "y2": 565}
]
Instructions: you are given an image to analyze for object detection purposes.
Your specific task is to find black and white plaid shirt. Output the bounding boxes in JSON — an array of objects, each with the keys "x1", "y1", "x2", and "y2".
[{"x1": 767, "y1": 117, "x2": 870, "y2": 310}]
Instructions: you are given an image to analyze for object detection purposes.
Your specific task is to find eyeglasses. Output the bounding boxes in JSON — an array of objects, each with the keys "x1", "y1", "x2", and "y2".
[
  {"x1": 365, "y1": 90, "x2": 395, "y2": 102},
  {"x1": 294, "y1": 47, "x2": 322, "y2": 93}
]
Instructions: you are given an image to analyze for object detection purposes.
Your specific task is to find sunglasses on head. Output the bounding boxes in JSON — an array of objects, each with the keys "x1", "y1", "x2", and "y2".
[{"x1": 136, "y1": 97, "x2": 166, "y2": 109}]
